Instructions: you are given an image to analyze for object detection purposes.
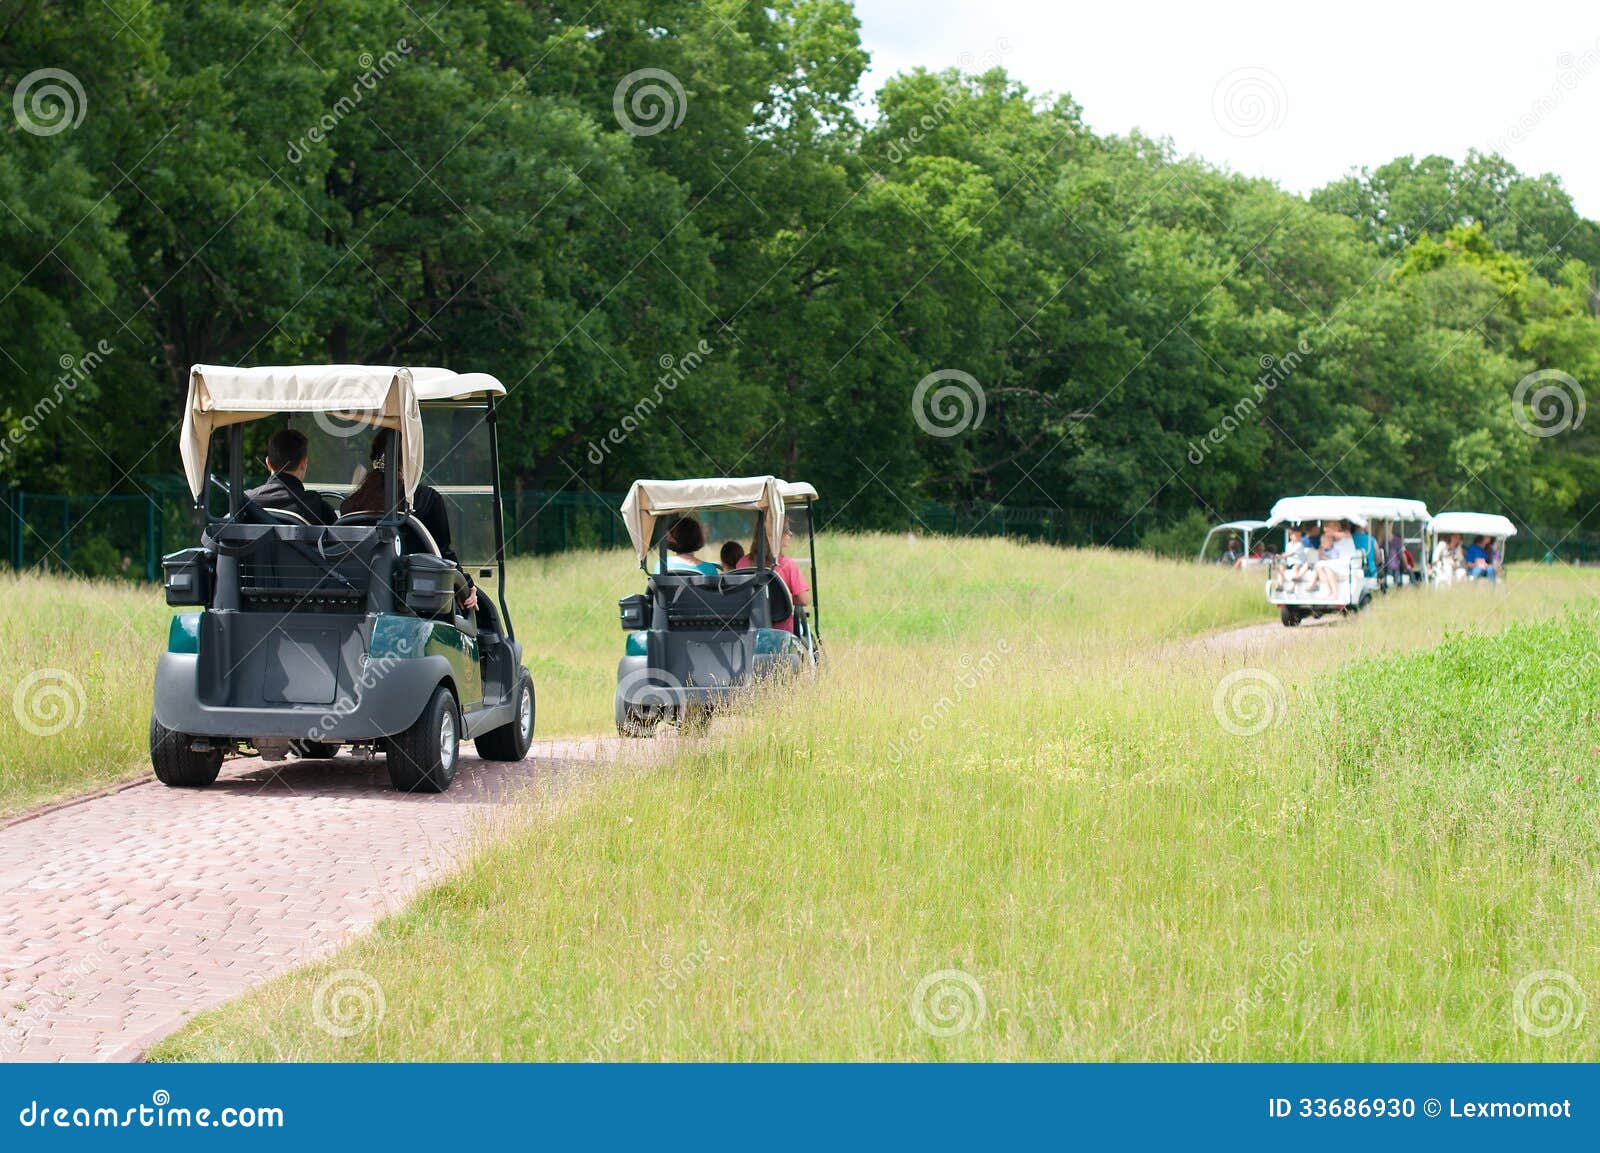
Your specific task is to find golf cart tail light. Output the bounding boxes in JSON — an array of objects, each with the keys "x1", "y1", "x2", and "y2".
[{"x1": 168, "y1": 573, "x2": 192, "y2": 591}]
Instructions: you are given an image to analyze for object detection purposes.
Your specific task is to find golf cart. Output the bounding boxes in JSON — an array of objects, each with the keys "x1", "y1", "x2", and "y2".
[
  {"x1": 151, "y1": 364, "x2": 535, "y2": 793},
  {"x1": 1265, "y1": 495, "x2": 1431, "y2": 627},
  {"x1": 1426, "y1": 511, "x2": 1516, "y2": 585},
  {"x1": 1198, "y1": 519, "x2": 1270, "y2": 567},
  {"x1": 614, "y1": 476, "x2": 820, "y2": 736}
]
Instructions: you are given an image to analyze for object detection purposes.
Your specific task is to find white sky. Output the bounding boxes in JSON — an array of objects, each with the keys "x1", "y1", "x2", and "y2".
[{"x1": 852, "y1": 0, "x2": 1600, "y2": 217}]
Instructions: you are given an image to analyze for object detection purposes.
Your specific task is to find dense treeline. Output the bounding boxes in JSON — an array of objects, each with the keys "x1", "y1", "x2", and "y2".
[{"x1": 3, "y1": 0, "x2": 1599, "y2": 541}]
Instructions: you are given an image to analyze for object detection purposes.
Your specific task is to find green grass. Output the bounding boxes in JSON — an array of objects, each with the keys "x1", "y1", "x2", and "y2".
[
  {"x1": 148, "y1": 538, "x2": 1600, "y2": 1061},
  {"x1": 0, "y1": 574, "x2": 171, "y2": 816}
]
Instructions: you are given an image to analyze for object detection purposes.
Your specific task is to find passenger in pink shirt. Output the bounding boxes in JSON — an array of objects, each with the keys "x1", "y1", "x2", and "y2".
[{"x1": 737, "y1": 525, "x2": 810, "y2": 633}]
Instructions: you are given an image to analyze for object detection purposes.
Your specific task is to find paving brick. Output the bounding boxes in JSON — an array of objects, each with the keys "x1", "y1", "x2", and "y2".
[{"x1": 0, "y1": 740, "x2": 619, "y2": 1060}]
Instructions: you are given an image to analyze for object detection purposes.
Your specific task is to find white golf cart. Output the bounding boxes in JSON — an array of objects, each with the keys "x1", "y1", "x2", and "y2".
[
  {"x1": 1265, "y1": 495, "x2": 1431, "y2": 627},
  {"x1": 1198, "y1": 519, "x2": 1270, "y2": 568},
  {"x1": 1426, "y1": 511, "x2": 1516, "y2": 585}
]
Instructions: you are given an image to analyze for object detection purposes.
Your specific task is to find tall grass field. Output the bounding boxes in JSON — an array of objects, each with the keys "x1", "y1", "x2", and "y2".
[{"x1": 120, "y1": 536, "x2": 1600, "y2": 1061}]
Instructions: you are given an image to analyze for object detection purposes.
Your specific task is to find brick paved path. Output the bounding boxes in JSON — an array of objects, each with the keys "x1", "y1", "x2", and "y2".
[{"x1": 0, "y1": 740, "x2": 621, "y2": 1061}]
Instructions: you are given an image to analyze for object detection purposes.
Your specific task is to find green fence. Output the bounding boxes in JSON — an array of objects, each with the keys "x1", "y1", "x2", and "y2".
[
  {"x1": 2, "y1": 481, "x2": 197, "y2": 581},
  {"x1": 7, "y1": 480, "x2": 1600, "y2": 577}
]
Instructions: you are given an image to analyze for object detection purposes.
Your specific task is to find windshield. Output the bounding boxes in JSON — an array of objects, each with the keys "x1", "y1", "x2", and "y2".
[{"x1": 282, "y1": 403, "x2": 500, "y2": 566}]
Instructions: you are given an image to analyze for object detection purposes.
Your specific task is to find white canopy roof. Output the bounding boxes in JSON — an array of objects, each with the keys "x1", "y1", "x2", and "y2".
[
  {"x1": 1267, "y1": 494, "x2": 1431, "y2": 528},
  {"x1": 622, "y1": 476, "x2": 807, "y2": 563},
  {"x1": 779, "y1": 481, "x2": 819, "y2": 504},
  {"x1": 1430, "y1": 511, "x2": 1517, "y2": 538},
  {"x1": 1209, "y1": 519, "x2": 1270, "y2": 533},
  {"x1": 180, "y1": 364, "x2": 505, "y2": 502}
]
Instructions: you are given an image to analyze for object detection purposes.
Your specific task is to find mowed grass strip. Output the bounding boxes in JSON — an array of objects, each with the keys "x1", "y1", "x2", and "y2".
[{"x1": 151, "y1": 543, "x2": 1600, "y2": 1060}]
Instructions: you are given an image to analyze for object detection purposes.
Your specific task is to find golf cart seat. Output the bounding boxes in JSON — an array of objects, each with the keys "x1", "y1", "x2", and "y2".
[
  {"x1": 334, "y1": 510, "x2": 443, "y2": 557},
  {"x1": 648, "y1": 566, "x2": 790, "y2": 632}
]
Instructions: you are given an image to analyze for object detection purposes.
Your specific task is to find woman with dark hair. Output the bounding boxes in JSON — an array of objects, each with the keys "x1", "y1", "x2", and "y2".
[
  {"x1": 343, "y1": 435, "x2": 476, "y2": 609},
  {"x1": 662, "y1": 516, "x2": 718, "y2": 575}
]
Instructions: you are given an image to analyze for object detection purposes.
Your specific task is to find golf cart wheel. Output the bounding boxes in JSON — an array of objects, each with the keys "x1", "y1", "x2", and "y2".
[
  {"x1": 384, "y1": 684, "x2": 461, "y2": 794},
  {"x1": 150, "y1": 715, "x2": 224, "y2": 788},
  {"x1": 476, "y1": 670, "x2": 535, "y2": 761},
  {"x1": 1357, "y1": 591, "x2": 1373, "y2": 612},
  {"x1": 615, "y1": 689, "x2": 654, "y2": 738},
  {"x1": 1279, "y1": 606, "x2": 1302, "y2": 628},
  {"x1": 289, "y1": 740, "x2": 341, "y2": 760}
]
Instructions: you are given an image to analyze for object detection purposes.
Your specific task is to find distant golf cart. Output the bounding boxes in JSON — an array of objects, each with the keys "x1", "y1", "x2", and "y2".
[
  {"x1": 614, "y1": 476, "x2": 820, "y2": 736},
  {"x1": 1198, "y1": 519, "x2": 1270, "y2": 568},
  {"x1": 151, "y1": 364, "x2": 534, "y2": 793},
  {"x1": 1265, "y1": 495, "x2": 1431, "y2": 627},
  {"x1": 1426, "y1": 511, "x2": 1516, "y2": 586}
]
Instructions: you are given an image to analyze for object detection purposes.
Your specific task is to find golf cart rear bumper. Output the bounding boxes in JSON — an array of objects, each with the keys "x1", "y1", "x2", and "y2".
[
  {"x1": 615, "y1": 645, "x2": 803, "y2": 708},
  {"x1": 153, "y1": 651, "x2": 453, "y2": 741}
]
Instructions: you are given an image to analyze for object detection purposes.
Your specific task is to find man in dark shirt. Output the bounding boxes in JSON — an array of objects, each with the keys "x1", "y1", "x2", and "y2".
[{"x1": 243, "y1": 428, "x2": 337, "y2": 525}]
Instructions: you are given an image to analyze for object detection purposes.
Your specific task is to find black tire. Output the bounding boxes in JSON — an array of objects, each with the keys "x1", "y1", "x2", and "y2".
[
  {"x1": 476, "y1": 670, "x2": 535, "y2": 761},
  {"x1": 1279, "y1": 605, "x2": 1301, "y2": 628},
  {"x1": 384, "y1": 684, "x2": 461, "y2": 794},
  {"x1": 615, "y1": 689, "x2": 654, "y2": 738},
  {"x1": 289, "y1": 740, "x2": 341, "y2": 759},
  {"x1": 150, "y1": 715, "x2": 224, "y2": 787},
  {"x1": 1357, "y1": 592, "x2": 1373, "y2": 612}
]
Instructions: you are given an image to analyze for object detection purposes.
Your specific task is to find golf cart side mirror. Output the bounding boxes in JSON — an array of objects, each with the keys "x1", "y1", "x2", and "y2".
[
  {"x1": 163, "y1": 547, "x2": 215, "y2": 607},
  {"x1": 402, "y1": 553, "x2": 467, "y2": 616}
]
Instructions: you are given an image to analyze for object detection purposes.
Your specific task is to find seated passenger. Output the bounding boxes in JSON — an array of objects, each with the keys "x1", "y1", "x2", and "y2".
[
  {"x1": 660, "y1": 516, "x2": 719, "y2": 575},
  {"x1": 1384, "y1": 534, "x2": 1416, "y2": 585},
  {"x1": 244, "y1": 429, "x2": 337, "y2": 525},
  {"x1": 342, "y1": 436, "x2": 477, "y2": 610},
  {"x1": 1465, "y1": 535, "x2": 1492, "y2": 578},
  {"x1": 1350, "y1": 525, "x2": 1378, "y2": 577},
  {"x1": 1310, "y1": 521, "x2": 1359, "y2": 598},
  {"x1": 737, "y1": 525, "x2": 811, "y2": 633},
  {"x1": 720, "y1": 540, "x2": 746, "y2": 573}
]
